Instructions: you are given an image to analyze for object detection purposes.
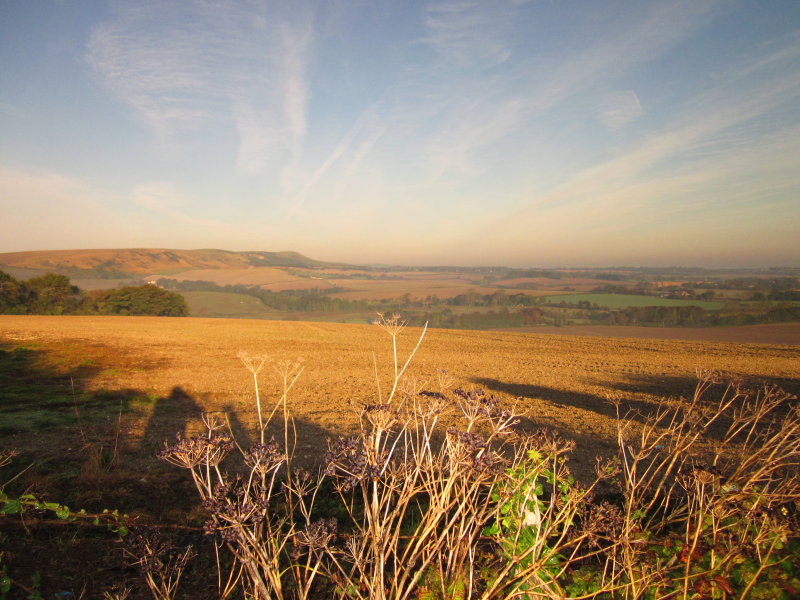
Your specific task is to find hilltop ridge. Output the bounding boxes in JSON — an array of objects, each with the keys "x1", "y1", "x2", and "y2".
[{"x1": 0, "y1": 248, "x2": 355, "y2": 278}]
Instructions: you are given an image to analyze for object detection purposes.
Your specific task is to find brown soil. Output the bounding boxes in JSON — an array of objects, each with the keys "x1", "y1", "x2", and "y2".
[
  {"x1": 2, "y1": 315, "x2": 798, "y2": 597},
  {"x1": 2, "y1": 315, "x2": 798, "y2": 477},
  {"x1": 500, "y1": 323, "x2": 800, "y2": 345}
]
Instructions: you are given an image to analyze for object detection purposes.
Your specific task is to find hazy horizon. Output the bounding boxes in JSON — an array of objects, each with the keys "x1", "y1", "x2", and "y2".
[
  {"x1": 1, "y1": 246, "x2": 797, "y2": 272},
  {"x1": 2, "y1": 1, "x2": 799, "y2": 268}
]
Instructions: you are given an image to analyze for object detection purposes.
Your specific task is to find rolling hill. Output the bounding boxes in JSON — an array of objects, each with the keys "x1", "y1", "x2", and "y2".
[{"x1": 0, "y1": 248, "x2": 353, "y2": 278}]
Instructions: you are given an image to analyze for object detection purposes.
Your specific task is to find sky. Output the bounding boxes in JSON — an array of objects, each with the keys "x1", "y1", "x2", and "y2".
[{"x1": 1, "y1": 0, "x2": 799, "y2": 268}]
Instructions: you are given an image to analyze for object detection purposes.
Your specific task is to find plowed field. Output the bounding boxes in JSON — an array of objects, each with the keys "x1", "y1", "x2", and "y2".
[{"x1": 2, "y1": 315, "x2": 798, "y2": 483}]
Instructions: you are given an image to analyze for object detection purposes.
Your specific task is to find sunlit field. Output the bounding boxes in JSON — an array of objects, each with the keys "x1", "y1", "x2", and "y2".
[
  {"x1": 2, "y1": 314, "x2": 798, "y2": 475},
  {"x1": 2, "y1": 315, "x2": 799, "y2": 597}
]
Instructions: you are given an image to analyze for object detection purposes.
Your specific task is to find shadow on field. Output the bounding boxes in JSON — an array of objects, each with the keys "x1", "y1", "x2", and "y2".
[
  {"x1": 607, "y1": 373, "x2": 712, "y2": 400},
  {"x1": 609, "y1": 372, "x2": 800, "y2": 402},
  {"x1": 0, "y1": 341, "x2": 339, "y2": 595},
  {"x1": 139, "y1": 388, "x2": 336, "y2": 469},
  {"x1": 0, "y1": 342, "x2": 101, "y2": 416},
  {"x1": 140, "y1": 385, "x2": 204, "y2": 453},
  {"x1": 471, "y1": 377, "x2": 656, "y2": 423},
  {"x1": 0, "y1": 340, "x2": 335, "y2": 504},
  {"x1": 223, "y1": 401, "x2": 255, "y2": 448}
]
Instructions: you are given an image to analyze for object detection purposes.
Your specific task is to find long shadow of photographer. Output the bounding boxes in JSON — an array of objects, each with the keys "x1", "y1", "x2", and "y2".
[{"x1": 140, "y1": 386, "x2": 203, "y2": 453}]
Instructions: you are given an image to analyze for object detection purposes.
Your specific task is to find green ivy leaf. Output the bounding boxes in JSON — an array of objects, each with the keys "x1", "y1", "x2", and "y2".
[
  {"x1": 0, "y1": 500, "x2": 20, "y2": 515},
  {"x1": 0, "y1": 572, "x2": 11, "y2": 594}
]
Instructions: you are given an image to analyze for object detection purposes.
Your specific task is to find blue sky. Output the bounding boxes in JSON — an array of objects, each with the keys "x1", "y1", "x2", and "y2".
[{"x1": 1, "y1": 1, "x2": 798, "y2": 267}]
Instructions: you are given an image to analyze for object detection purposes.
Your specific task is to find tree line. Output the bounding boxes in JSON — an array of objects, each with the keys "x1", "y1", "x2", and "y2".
[
  {"x1": 0, "y1": 271, "x2": 188, "y2": 316},
  {"x1": 583, "y1": 303, "x2": 800, "y2": 327},
  {"x1": 156, "y1": 278, "x2": 383, "y2": 312},
  {"x1": 157, "y1": 278, "x2": 550, "y2": 313},
  {"x1": 154, "y1": 277, "x2": 800, "y2": 329}
]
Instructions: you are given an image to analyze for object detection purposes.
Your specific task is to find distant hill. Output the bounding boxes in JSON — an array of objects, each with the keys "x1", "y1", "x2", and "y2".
[{"x1": 0, "y1": 248, "x2": 355, "y2": 278}]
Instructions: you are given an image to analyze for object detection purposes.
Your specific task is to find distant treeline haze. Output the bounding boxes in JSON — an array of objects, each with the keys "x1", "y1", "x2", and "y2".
[
  {"x1": 158, "y1": 277, "x2": 800, "y2": 329},
  {"x1": 2, "y1": 268, "x2": 797, "y2": 326}
]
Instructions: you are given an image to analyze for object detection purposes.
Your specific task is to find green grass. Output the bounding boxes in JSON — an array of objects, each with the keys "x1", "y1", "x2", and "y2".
[
  {"x1": 182, "y1": 290, "x2": 275, "y2": 317},
  {"x1": 542, "y1": 293, "x2": 725, "y2": 310},
  {"x1": 0, "y1": 344, "x2": 146, "y2": 436}
]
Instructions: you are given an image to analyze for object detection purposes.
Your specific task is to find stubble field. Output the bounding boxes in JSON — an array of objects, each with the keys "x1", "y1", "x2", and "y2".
[{"x1": 2, "y1": 315, "x2": 798, "y2": 486}]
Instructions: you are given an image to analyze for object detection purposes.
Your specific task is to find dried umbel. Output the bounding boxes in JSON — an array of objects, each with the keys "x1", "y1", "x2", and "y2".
[
  {"x1": 324, "y1": 436, "x2": 383, "y2": 491},
  {"x1": 158, "y1": 433, "x2": 234, "y2": 469},
  {"x1": 237, "y1": 351, "x2": 269, "y2": 375},
  {"x1": 525, "y1": 428, "x2": 577, "y2": 458},
  {"x1": 209, "y1": 496, "x2": 267, "y2": 531},
  {"x1": 679, "y1": 463, "x2": 722, "y2": 490},
  {"x1": 363, "y1": 403, "x2": 399, "y2": 431},
  {"x1": 446, "y1": 427, "x2": 505, "y2": 476},
  {"x1": 0, "y1": 448, "x2": 18, "y2": 469},
  {"x1": 201, "y1": 411, "x2": 228, "y2": 434},
  {"x1": 373, "y1": 312, "x2": 406, "y2": 337},
  {"x1": 293, "y1": 518, "x2": 337, "y2": 554},
  {"x1": 243, "y1": 439, "x2": 285, "y2": 476},
  {"x1": 585, "y1": 501, "x2": 624, "y2": 548},
  {"x1": 125, "y1": 526, "x2": 195, "y2": 600},
  {"x1": 416, "y1": 390, "x2": 450, "y2": 416},
  {"x1": 453, "y1": 387, "x2": 518, "y2": 433}
]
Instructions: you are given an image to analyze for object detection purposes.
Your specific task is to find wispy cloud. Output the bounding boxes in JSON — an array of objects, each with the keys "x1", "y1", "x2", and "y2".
[
  {"x1": 529, "y1": 3, "x2": 718, "y2": 111},
  {"x1": 280, "y1": 6, "x2": 314, "y2": 166},
  {"x1": 600, "y1": 90, "x2": 643, "y2": 128},
  {"x1": 287, "y1": 104, "x2": 385, "y2": 215},
  {"x1": 425, "y1": 97, "x2": 525, "y2": 177},
  {"x1": 529, "y1": 78, "x2": 799, "y2": 217},
  {"x1": 389, "y1": 2, "x2": 715, "y2": 181},
  {"x1": 386, "y1": 1, "x2": 532, "y2": 179},
  {"x1": 86, "y1": 0, "x2": 314, "y2": 173},
  {"x1": 470, "y1": 39, "x2": 800, "y2": 263},
  {"x1": 5, "y1": 0, "x2": 798, "y2": 266},
  {"x1": 331, "y1": 122, "x2": 387, "y2": 203},
  {"x1": 421, "y1": 1, "x2": 514, "y2": 67}
]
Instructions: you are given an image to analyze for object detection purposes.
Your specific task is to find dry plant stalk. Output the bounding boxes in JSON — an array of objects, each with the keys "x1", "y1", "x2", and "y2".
[
  {"x1": 160, "y1": 351, "x2": 313, "y2": 600},
  {"x1": 158, "y1": 319, "x2": 800, "y2": 600},
  {"x1": 125, "y1": 527, "x2": 194, "y2": 600},
  {"x1": 608, "y1": 374, "x2": 800, "y2": 599}
]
